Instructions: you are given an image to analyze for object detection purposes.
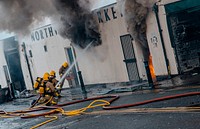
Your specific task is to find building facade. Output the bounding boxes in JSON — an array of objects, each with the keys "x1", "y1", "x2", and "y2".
[
  {"x1": 146, "y1": 0, "x2": 200, "y2": 77},
  {"x1": 1, "y1": 0, "x2": 199, "y2": 93}
]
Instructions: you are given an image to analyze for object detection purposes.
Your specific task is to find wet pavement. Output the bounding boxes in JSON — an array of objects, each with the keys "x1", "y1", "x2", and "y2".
[{"x1": 1, "y1": 74, "x2": 200, "y2": 129}]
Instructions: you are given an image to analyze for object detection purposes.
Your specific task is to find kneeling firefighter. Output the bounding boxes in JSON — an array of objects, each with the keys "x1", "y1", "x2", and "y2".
[
  {"x1": 39, "y1": 72, "x2": 57, "y2": 105},
  {"x1": 33, "y1": 77, "x2": 43, "y2": 93},
  {"x1": 31, "y1": 77, "x2": 43, "y2": 107}
]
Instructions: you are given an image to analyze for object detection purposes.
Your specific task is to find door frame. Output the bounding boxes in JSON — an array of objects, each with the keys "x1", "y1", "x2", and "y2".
[{"x1": 120, "y1": 34, "x2": 140, "y2": 81}]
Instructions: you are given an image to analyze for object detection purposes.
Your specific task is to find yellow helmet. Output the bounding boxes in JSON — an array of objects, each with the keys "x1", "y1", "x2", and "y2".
[
  {"x1": 33, "y1": 81, "x2": 39, "y2": 89},
  {"x1": 43, "y1": 72, "x2": 50, "y2": 81},
  {"x1": 50, "y1": 70, "x2": 56, "y2": 77},
  {"x1": 36, "y1": 77, "x2": 42, "y2": 82},
  {"x1": 62, "y1": 62, "x2": 68, "y2": 68}
]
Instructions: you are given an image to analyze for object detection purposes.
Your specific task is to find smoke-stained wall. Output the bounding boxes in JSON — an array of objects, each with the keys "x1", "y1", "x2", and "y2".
[
  {"x1": 146, "y1": 0, "x2": 179, "y2": 76},
  {"x1": 146, "y1": 11, "x2": 168, "y2": 75},
  {"x1": 76, "y1": 3, "x2": 147, "y2": 85},
  {"x1": 0, "y1": 0, "x2": 184, "y2": 90},
  {"x1": 157, "y1": 4, "x2": 178, "y2": 75},
  {"x1": 0, "y1": 1, "x2": 149, "y2": 89}
]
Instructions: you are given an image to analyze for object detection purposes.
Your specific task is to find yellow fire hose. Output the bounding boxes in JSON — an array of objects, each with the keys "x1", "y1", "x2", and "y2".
[
  {"x1": 29, "y1": 99, "x2": 110, "y2": 129},
  {"x1": 21, "y1": 99, "x2": 110, "y2": 118},
  {"x1": 0, "y1": 98, "x2": 111, "y2": 128},
  {"x1": 1, "y1": 92, "x2": 200, "y2": 129},
  {"x1": 30, "y1": 115, "x2": 58, "y2": 129},
  {"x1": 62, "y1": 99, "x2": 110, "y2": 116},
  {"x1": 0, "y1": 96, "x2": 54, "y2": 118}
]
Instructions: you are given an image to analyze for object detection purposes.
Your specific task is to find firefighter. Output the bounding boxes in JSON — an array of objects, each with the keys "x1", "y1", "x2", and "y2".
[
  {"x1": 49, "y1": 70, "x2": 61, "y2": 98},
  {"x1": 33, "y1": 77, "x2": 43, "y2": 92},
  {"x1": 59, "y1": 61, "x2": 69, "y2": 90},
  {"x1": 49, "y1": 70, "x2": 58, "y2": 86},
  {"x1": 39, "y1": 72, "x2": 57, "y2": 105},
  {"x1": 31, "y1": 77, "x2": 43, "y2": 106}
]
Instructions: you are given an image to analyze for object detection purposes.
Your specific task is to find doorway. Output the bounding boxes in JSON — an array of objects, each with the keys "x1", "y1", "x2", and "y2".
[
  {"x1": 3, "y1": 37, "x2": 26, "y2": 92},
  {"x1": 64, "y1": 47, "x2": 79, "y2": 87},
  {"x1": 120, "y1": 34, "x2": 140, "y2": 81},
  {"x1": 167, "y1": 8, "x2": 200, "y2": 73}
]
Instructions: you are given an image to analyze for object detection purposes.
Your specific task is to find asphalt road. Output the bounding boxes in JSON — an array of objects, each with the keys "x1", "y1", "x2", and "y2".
[{"x1": 1, "y1": 83, "x2": 200, "y2": 129}]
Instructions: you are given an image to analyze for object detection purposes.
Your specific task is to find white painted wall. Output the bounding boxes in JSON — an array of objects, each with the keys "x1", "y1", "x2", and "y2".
[
  {"x1": 146, "y1": 11, "x2": 168, "y2": 76},
  {"x1": 158, "y1": 4, "x2": 178, "y2": 75},
  {"x1": 76, "y1": 3, "x2": 147, "y2": 85},
  {"x1": 0, "y1": 41, "x2": 8, "y2": 88},
  {"x1": 19, "y1": 24, "x2": 71, "y2": 89},
  {"x1": 0, "y1": 2, "x2": 147, "y2": 89},
  {"x1": 146, "y1": 0, "x2": 179, "y2": 76},
  {"x1": 90, "y1": 0, "x2": 116, "y2": 10},
  {"x1": 0, "y1": 0, "x2": 182, "y2": 90}
]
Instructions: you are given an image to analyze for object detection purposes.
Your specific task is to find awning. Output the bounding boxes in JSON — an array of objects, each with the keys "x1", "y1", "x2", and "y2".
[{"x1": 165, "y1": 0, "x2": 200, "y2": 14}]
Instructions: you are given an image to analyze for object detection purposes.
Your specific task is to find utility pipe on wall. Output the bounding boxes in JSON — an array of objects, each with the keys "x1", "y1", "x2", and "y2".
[{"x1": 22, "y1": 42, "x2": 34, "y2": 87}]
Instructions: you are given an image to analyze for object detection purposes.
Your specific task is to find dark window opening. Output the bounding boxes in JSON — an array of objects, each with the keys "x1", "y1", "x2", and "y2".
[
  {"x1": 29, "y1": 50, "x2": 33, "y2": 57},
  {"x1": 44, "y1": 45, "x2": 47, "y2": 52}
]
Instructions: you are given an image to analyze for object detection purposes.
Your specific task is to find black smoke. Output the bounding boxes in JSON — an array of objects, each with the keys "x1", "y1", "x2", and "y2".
[
  {"x1": 118, "y1": 0, "x2": 156, "y2": 59},
  {"x1": 0, "y1": 0, "x2": 101, "y2": 49},
  {"x1": 54, "y1": 0, "x2": 101, "y2": 48},
  {"x1": 0, "y1": 0, "x2": 57, "y2": 34}
]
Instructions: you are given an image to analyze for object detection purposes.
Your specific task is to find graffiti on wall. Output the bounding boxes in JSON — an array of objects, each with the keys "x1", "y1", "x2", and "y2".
[{"x1": 150, "y1": 33, "x2": 158, "y2": 48}]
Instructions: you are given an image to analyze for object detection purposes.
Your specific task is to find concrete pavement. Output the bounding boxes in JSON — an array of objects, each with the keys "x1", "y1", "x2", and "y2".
[{"x1": 1, "y1": 74, "x2": 200, "y2": 129}]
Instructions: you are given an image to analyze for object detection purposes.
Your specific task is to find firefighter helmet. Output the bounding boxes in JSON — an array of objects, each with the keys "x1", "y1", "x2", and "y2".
[
  {"x1": 62, "y1": 62, "x2": 68, "y2": 68},
  {"x1": 50, "y1": 70, "x2": 56, "y2": 77},
  {"x1": 43, "y1": 72, "x2": 50, "y2": 81},
  {"x1": 33, "y1": 81, "x2": 39, "y2": 90},
  {"x1": 36, "y1": 77, "x2": 42, "y2": 82}
]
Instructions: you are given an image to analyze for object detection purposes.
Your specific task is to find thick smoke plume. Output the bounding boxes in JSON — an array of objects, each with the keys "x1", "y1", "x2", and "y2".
[
  {"x1": 54, "y1": 0, "x2": 101, "y2": 48},
  {"x1": 0, "y1": 0, "x2": 101, "y2": 48},
  {"x1": 118, "y1": 0, "x2": 156, "y2": 49},
  {"x1": 117, "y1": 0, "x2": 156, "y2": 60},
  {"x1": 0, "y1": 0, "x2": 57, "y2": 34}
]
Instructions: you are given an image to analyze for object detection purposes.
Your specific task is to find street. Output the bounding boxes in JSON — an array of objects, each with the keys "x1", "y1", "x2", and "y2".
[{"x1": 1, "y1": 75, "x2": 200, "y2": 129}]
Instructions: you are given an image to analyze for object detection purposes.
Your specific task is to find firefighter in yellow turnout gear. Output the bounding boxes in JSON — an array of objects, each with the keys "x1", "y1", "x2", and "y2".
[
  {"x1": 38, "y1": 72, "x2": 57, "y2": 105},
  {"x1": 33, "y1": 77, "x2": 43, "y2": 93},
  {"x1": 59, "y1": 62, "x2": 69, "y2": 90}
]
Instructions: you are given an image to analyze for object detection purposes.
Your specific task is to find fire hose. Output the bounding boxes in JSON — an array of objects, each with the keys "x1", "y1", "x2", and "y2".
[
  {"x1": 103, "y1": 91, "x2": 200, "y2": 110},
  {"x1": 1, "y1": 92, "x2": 200, "y2": 129},
  {"x1": 17, "y1": 92, "x2": 200, "y2": 129},
  {"x1": 21, "y1": 95, "x2": 119, "y2": 118}
]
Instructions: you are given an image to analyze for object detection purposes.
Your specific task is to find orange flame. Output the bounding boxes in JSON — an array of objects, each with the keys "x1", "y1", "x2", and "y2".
[{"x1": 148, "y1": 55, "x2": 156, "y2": 82}]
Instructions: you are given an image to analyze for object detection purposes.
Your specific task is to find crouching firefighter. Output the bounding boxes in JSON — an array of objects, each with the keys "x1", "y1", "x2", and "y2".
[
  {"x1": 33, "y1": 77, "x2": 43, "y2": 93},
  {"x1": 31, "y1": 77, "x2": 43, "y2": 107},
  {"x1": 39, "y1": 72, "x2": 57, "y2": 106}
]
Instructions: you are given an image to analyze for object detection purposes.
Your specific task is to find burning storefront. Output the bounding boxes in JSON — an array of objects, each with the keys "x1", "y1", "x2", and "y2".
[
  {"x1": 0, "y1": 0, "x2": 149, "y2": 91},
  {"x1": 146, "y1": 0, "x2": 200, "y2": 78},
  {"x1": 1, "y1": 0, "x2": 199, "y2": 93}
]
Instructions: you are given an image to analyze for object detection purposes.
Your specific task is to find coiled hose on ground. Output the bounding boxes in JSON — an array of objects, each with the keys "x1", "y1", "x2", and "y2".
[{"x1": 1, "y1": 91, "x2": 200, "y2": 129}]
